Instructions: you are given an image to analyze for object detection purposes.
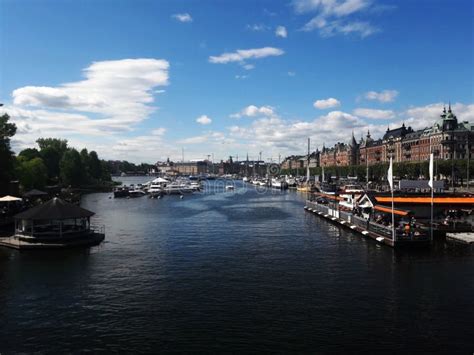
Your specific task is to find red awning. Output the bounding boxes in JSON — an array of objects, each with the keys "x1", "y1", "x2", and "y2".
[
  {"x1": 375, "y1": 196, "x2": 474, "y2": 204},
  {"x1": 374, "y1": 205, "x2": 410, "y2": 216}
]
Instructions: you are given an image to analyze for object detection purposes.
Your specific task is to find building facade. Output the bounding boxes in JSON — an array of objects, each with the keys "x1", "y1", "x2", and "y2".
[
  {"x1": 360, "y1": 106, "x2": 473, "y2": 165},
  {"x1": 319, "y1": 133, "x2": 359, "y2": 167}
]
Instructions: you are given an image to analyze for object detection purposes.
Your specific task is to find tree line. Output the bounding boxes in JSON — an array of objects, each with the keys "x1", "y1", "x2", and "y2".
[
  {"x1": 0, "y1": 113, "x2": 153, "y2": 192},
  {"x1": 281, "y1": 159, "x2": 473, "y2": 184}
]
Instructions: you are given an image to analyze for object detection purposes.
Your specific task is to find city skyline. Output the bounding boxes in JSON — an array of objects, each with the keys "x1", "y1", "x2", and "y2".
[{"x1": 1, "y1": 0, "x2": 473, "y2": 163}]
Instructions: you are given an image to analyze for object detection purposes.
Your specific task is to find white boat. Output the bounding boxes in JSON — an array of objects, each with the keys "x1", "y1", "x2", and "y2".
[
  {"x1": 162, "y1": 183, "x2": 195, "y2": 195},
  {"x1": 148, "y1": 183, "x2": 163, "y2": 198},
  {"x1": 225, "y1": 185, "x2": 235, "y2": 190},
  {"x1": 128, "y1": 189, "x2": 146, "y2": 198},
  {"x1": 271, "y1": 178, "x2": 287, "y2": 189},
  {"x1": 189, "y1": 182, "x2": 201, "y2": 191},
  {"x1": 285, "y1": 176, "x2": 297, "y2": 187},
  {"x1": 242, "y1": 177, "x2": 249, "y2": 183}
]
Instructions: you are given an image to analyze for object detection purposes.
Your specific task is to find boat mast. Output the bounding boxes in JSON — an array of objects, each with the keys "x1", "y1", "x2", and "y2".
[{"x1": 306, "y1": 137, "x2": 310, "y2": 183}]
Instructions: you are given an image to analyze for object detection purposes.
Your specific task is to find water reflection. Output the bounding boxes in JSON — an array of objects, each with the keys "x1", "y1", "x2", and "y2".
[{"x1": 0, "y1": 179, "x2": 472, "y2": 353}]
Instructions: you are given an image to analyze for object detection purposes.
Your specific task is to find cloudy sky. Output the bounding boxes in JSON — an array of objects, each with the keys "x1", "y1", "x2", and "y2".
[{"x1": 1, "y1": 0, "x2": 473, "y2": 163}]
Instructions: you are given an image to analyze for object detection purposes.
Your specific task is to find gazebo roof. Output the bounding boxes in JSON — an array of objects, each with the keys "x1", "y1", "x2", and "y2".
[
  {"x1": 15, "y1": 197, "x2": 94, "y2": 220},
  {"x1": 23, "y1": 189, "x2": 48, "y2": 197}
]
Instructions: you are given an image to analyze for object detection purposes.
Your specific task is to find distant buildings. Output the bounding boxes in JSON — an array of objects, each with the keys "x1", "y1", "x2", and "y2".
[
  {"x1": 282, "y1": 106, "x2": 473, "y2": 169},
  {"x1": 155, "y1": 157, "x2": 268, "y2": 176}
]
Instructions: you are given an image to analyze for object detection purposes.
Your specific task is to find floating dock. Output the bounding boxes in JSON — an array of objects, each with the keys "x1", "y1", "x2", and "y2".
[
  {"x1": 446, "y1": 232, "x2": 474, "y2": 245},
  {"x1": 304, "y1": 200, "x2": 430, "y2": 248},
  {"x1": 0, "y1": 233, "x2": 104, "y2": 250}
]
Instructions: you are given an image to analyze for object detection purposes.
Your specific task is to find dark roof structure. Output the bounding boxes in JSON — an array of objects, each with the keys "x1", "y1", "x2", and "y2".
[
  {"x1": 23, "y1": 189, "x2": 48, "y2": 198},
  {"x1": 15, "y1": 197, "x2": 94, "y2": 220},
  {"x1": 383, "y1": 124, "x2": 413, "y2": 141}
]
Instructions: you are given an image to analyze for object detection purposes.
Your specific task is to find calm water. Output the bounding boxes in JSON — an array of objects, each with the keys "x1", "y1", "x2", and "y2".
[{"x1": 0, "y1": 178, "x2": 473, "y2": 353}]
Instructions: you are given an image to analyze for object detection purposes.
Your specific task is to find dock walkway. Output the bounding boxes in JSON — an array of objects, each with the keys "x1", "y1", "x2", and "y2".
[
  {"x1": 446, "y1": 232, "x2": 474, "y2": 245},
  {"x1": 304, "y1": 200, "x2": 430, "y2": 248}
]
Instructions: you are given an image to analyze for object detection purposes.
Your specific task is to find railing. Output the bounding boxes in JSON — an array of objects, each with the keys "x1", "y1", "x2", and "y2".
[
  {"x1": 92, "y1": 224, "x2": 106, "y2": 235},
  {"x1": 352, "y1": 215, "x2": 393, "y2": 239}
]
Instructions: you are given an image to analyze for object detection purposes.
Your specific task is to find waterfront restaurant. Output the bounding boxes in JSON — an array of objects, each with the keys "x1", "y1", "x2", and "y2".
[{"x1": 6, "y1": 197, "x2": 105, "y2": 249}]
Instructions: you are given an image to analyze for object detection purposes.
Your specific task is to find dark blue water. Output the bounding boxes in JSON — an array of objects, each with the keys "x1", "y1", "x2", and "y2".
[{"x1": 0, "y1": 179, "x2": 473, "y2": 353}]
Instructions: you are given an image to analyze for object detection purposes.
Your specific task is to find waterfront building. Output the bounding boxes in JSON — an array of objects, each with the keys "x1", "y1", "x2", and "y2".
[
  {"x1": 319, "y1": 133, "x2": 359, "y2": 167},
  {"x1": 359, "y1": 106, "x2": 473, "y2": 166},
  {"x1": 359, "y1": 130, "x2": 383, "y2": 166},
  {"x1": 172, "y1": 161, "x2": 209, "y2": 175}
]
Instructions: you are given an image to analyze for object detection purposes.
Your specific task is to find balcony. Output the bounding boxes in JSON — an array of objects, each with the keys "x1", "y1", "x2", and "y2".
[{"x1": 441, "y1": 138, "x2": 455, "y2": 146}]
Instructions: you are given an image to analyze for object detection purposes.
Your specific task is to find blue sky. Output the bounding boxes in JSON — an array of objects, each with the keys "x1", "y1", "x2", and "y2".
[{"x1": 1, "y1": 0, "x2": 473, "y2": 162}]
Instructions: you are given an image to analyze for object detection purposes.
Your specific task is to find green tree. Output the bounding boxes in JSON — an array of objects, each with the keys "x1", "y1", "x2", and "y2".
[
  {"x1": 88, "y1": 151, "x2": 102, "y2": 179},
  {"x1": 0, "y1": 113, "x2": 17, "y2": 191},
  {"x1": 36, "y1": 138, "x2": 68, "y2": 153},
  {"x1": 80, "y1": 148, "x2": 91, "y2": 182},
  {"x1": 19, "y1": 148, "x2": 41, "y2": 161},
  {"x1": 100, "y1": 160, "x2": 111, "y2": 181},
  {"x1": 59, "y1": 149, "x2": 85, "y2": 187},
  {"x1": 17, "y1": 157, "x2": 48, "y2": 190},
  {"x1": 37, "y1": 138, "x2": 68, "y2": 179}
]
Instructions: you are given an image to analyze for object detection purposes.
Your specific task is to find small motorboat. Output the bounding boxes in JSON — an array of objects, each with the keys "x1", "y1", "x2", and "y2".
[
  {"x1": 128, "y1": 189, "x2": 146, "y2": 198},
  {"x1": 225, "y1": 185, "x2": 235, "y2": 190}
]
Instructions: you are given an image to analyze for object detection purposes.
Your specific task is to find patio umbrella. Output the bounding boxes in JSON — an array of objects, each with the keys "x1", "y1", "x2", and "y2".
[{"x1": 0, "y1": 195, "x2": 22, "y2": 202}]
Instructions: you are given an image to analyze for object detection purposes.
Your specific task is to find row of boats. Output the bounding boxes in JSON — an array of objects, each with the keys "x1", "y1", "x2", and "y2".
[
  {"x1": 243, "y1": 176, "x2": 311, "y2": 190},
  {"x1": 113, "y1": 177, "x2": 202, "y2": 198}
]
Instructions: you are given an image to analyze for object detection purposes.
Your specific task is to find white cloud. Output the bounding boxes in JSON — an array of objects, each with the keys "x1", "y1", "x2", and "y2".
[
  {"x1": 364, "y1": 89, "x2": 398, "y2": 102},
  {"x1": 196, "y1": 115, "x2": 212, "y2": 125},
  {"x1": 7, "y1": 58, "x2": 169, "y2": 153},
  {"x1": 404, "y1": 102, "x2": 474, "y2": 130},
  {"x1": 178, "y1": 131, "x2": 232, "y2": 145},
  {"x1": 246, "y1": 24, "x2": 269, "y2": 31},
  {"x1": 275, "y1": 25, "x2": 288, "y2": 38},
  {"x1": 288, "y1": 71, "x2": 296, "y2": 77},
  {"x1": 353, "y1": 108, "x2": 394, "y2": 119},
  {"x1": 13, "y1": 58, "x2": 169, "y2": 118},
  {"x1": 242, "y1": 63, "x2": 255, "y2": 70},
  {"x1": 209, "y1": 47, "x2": 284, "y2": 64},
  {"x1": 172, "y1": 13, "x2": 193, "y2": 23},
  {"x1": 230, "y1": 105, "x2": 276, "y2": 118},
  {"x1": 151, "y1": 128, "x2": 167, "y2": 136},
  {"x1": 228, "y1": 110, "x2": 366, "y2": 153},
  {"x1": 313, "y1": 97, "x2": 340, "y2": 109},
  {"x1": 293, "y1": 0, "x2": 380, "y2": 38},
  {"x1": 235, "y1": 75, "x2": 249, "y2": 80}
]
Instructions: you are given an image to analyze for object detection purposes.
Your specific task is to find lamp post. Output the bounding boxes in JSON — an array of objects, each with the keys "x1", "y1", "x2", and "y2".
[
  {"x1": 451, "y1": 136, "x2": 455, "y2": 192},
  {"x1": 366, "y1": 147, "x2": 369, "y2": 190},
  {"x1": 467, "y1": 135, "x2": 471, "y2": 190}
]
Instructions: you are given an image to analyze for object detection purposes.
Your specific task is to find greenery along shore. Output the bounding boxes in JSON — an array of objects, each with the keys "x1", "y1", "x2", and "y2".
[
  {"x1": 0, "y1": 113, "x2": 153, "y2": 194},
  {"x1": 281, "y1": 158, "x2": 473, "y2": 184}
]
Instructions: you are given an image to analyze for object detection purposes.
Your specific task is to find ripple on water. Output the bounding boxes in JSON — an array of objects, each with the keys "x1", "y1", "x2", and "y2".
[{"x1": 0, "y1": 181, "x2": 473, "y2": 353}]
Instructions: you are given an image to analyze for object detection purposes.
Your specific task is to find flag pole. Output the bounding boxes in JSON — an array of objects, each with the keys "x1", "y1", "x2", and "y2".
[
  {"x1": 431, "y1": 173, "x2": 434, "y2": 242},
  {"x1": 428, "y1": 135, "x2": 434, "y2": 243},
  {"x1": 429, "y1": 152, "x2": 434, "y2": 243},
  {"x1": 388, "y1": 157, "x2": 395, "y2": 243},
  {"x1": 391, "y1": 182, "x2": 395, "y2": 243}
]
